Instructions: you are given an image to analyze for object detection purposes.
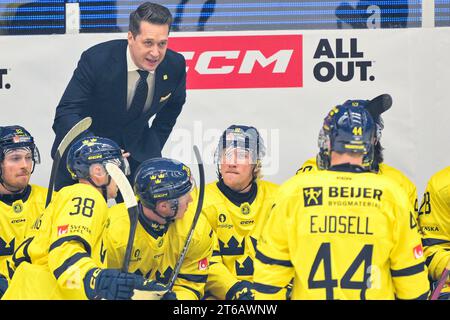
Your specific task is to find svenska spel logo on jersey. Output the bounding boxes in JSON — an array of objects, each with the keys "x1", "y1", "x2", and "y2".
[
  {"x1": 198, "y1": 257, "x2": 208, "y2": 271},
  {"x1": 303, "y1": 187, "x2": 323, "y2": 207},
  {"x1": 169, "y1": 35, "x2": 303, "y2": 89},
  {"x1": 57, "y1": 224, "x2": 69, "y2": 236},
  {"x1": 413, "y1": 244, "x2": 424, "y2": 259}
]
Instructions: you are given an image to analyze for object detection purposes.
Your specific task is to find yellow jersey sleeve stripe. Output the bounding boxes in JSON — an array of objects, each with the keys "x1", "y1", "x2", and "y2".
[
  {"x1": 49, "y1": 235, "x2": 92, "y2": 255},
  {"x1": 178, "y1": 273, "x2": 208, "y2": 283},
  {"x1": 422, "y1": 238, "x2": 450, "y2": 247},
  {"x1": 255, "y1": 250, "x2": 293, "y2": 267},
  {"x1": 390, "y1": 262, "x2": 425, "y2": 277},
  {"x1": 425, "y1": 253, "x2": 436, "y2": 267},
  {"x1": 253, "y1": 282, "x2": 283, "y2": 294},
  {"x1": 53, "y1": 252, "x2": 90, "y2": 279}
]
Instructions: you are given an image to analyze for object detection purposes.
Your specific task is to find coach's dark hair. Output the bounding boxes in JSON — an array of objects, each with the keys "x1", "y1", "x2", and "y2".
[{"x1": 129, "y1": 2, "x2": 173, "y2": 37}]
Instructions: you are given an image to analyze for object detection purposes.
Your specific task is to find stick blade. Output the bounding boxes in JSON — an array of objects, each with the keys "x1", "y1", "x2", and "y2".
[
  {"x1": 366, "y1": 94, "x2": 393, "y2": 118},
  {"x1": 105, "y1": 162, "x2": 137, "y2": 208},
  {"x1": 57, "y1": 117, "x2": 92, "y2": 156}
]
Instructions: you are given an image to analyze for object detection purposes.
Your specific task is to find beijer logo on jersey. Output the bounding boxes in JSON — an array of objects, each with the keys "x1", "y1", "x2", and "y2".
[
  {"x1": 303, "y1": 187, "x2": 323, "y2": 207},
  {"x1": 169, "y1": 35, "x2": 303, "y2": 89},
  {"x1": 328, "y1": 187, "x2": 383, "y2": 200},
  {"x1": 304, "y1": 186, "x2": 382, "y2": 207}
]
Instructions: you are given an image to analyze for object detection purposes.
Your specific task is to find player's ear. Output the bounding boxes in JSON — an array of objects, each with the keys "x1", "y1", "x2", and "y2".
[
  {"x1": 89, "y1": 163, "x2": 107, "y2": 181},
  {"x1": 155, "y1": 200, "x2": 169, "y2": 212}
]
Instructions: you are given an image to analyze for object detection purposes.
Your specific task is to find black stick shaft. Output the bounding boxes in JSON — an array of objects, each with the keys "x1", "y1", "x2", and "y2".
[{"x1": 167, "y1": 145, "x2": 205, "y2": 291}]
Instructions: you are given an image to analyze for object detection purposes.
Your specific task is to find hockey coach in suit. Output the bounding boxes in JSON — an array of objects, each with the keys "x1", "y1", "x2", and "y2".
[{"x1": 51, "y1": 2, "x2": 187, "y2": 190}]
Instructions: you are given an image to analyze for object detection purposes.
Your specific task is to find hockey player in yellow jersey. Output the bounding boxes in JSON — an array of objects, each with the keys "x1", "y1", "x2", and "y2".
[
  {"x1": 2, "y1": 136, "x2": 168, "y2": 300},
  {"x1": 419, "y1": 167, "x2": 450, "y2": 299},
  {"x1": 203, "y1": 125, "x2": 278, "y2": 300},
  {"x1": 0, "y1": 125, "x2": 46, "y2": 298},
  {"x1": 253, "y1": 102, "x2": 429, "y2": 300},
  {"x1": 105, "y1": 157, "x2": 214, "y2": 300},
  {"x1": 297, "y1": 96, "x2": 418, "y2": 216}
]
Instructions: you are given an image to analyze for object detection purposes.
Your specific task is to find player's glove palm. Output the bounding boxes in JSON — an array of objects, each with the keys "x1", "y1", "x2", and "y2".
[
  {"x1": 84, "y1": 268, "x2": 137, "y2": 300},
  {"x1": 226, "y1": 280, "x2": 255, "y2": 300}
]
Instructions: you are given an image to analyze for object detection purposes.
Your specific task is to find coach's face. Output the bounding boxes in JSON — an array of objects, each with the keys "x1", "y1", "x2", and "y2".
[{"x1": 128, "y1": 21, "x2": 169, "y2": 72}]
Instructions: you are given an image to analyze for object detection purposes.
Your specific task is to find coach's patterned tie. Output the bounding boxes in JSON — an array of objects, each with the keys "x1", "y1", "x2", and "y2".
[{"x1": 128, "y1": 70, "x2": 149, "y2": 120}]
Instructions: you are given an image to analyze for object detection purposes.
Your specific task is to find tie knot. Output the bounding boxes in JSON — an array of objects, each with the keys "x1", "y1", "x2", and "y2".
[{"x1": 137, "y1": 70, "x2": 149, "y2": 79}]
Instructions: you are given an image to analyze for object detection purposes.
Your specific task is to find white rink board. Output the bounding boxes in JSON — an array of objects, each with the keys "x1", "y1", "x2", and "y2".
[{"x1": 1, "y1": 27, "x2": 449, "y2": 198}]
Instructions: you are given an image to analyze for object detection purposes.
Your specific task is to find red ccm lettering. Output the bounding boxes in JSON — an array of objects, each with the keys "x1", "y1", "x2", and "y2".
[{"x1": 169, "y1": 35, "x2": 303, "y2": 89}]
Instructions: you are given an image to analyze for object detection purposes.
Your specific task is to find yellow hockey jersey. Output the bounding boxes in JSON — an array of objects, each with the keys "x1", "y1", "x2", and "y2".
[
  {"x1": 418, "y1": 166, "x2": 450, "y2": 293},
  {"x1": 297, "y1": 157, "x2": 419, "y2": 215},
  {"x1": 203, "y1": 180, "x2": 279, "y2": 300},
  {"x1": 2, "y1": 183, "x2": 108, "y2": 300},
  {"x1": 105, "y1": 199, "x2": 214, "y2": 300},
  {"x1": 0, "y1": 184, "x2": 47, "y2": 279},
  {"x1": 254, "y1": 167, "x2": 429, "y2": 300}
]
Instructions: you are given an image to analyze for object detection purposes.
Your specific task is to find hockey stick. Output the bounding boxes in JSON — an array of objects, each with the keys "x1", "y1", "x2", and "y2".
[
  {"x1": 365, "y1": 94, "x2": 392, "y2": 118},
  {"x1": 430, "y1": 258, "x2": 450, "y2": 300},
  {"x1": 105, "y1": 162, "x2": 139, "y2": 273},
  {"x1": 167, "y1": 145, "x2": 205, "y2": 291},
  {"x1": 45, "y1": 117, "x2": 92, "y2": 207}
]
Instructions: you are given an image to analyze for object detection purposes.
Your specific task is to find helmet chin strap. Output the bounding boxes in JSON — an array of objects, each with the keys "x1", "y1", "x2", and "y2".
[
  {"x1": 0, "y1": 172, "x2": 27, "y2": 194},
  {"x1": 149, "y1": 199, "x2": 179, "y2": 225},
  {"x1": 87, "y1": 175, "x2": 112, "y2": 201},
  {"x1": 0, "y1": 181, "x2": 25, "y2": 194}
]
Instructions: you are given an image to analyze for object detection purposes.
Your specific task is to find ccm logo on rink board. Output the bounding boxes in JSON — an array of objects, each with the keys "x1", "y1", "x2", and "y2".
[{"x1": 169, "y1": 35, "x2": 302, "y2": 89}]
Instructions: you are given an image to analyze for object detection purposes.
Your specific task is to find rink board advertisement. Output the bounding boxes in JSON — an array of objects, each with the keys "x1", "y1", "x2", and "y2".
[{"x1": 1, "y1": 28, "x2": 449, "y2": 196}]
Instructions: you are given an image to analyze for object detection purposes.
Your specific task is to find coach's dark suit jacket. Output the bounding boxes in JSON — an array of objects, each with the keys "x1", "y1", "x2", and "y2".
[{"x1": 52, "y1": 39, "x2": 186, "y2": 190}]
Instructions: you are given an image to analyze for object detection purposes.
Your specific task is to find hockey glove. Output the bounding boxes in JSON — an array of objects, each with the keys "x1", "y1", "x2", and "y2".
[
  {"x1": 0, "y1": 274, "x2": 8, "y2": 298},
  {"x1": 161, "y1": 290, "x2": 177, "y2": 300},
  {"x1": 84, "y1": 268, "x2": 137, "y2": 300},
  {"x1": 132, "y1": 279, "x2": 169, "y2": 300},
  {"x1": 226, "y1": 280, "x2": 255, "y2": 300}
]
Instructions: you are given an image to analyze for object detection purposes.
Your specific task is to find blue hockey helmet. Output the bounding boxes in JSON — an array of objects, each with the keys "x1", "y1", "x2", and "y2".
[
  {"x1": 317, "y1": 102, "x2": 376, "y2": 170},
  {"x1": 214, "y1": 125, "x2": 265, "y2": 165},
  {"x1": 133, "y1": 157, "x2": 194, "y2": 209},
  {"x1": 0, "y1": 125, "x2": 41, "y2": 170},
  {"x1": 66, "y1": 136, "x2": 127, "y2": 180}
]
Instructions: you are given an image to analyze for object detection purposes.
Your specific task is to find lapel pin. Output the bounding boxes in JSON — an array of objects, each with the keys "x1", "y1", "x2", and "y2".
[{"x1": 163, "y1": 74, "x2": 168, "y2": 80}]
